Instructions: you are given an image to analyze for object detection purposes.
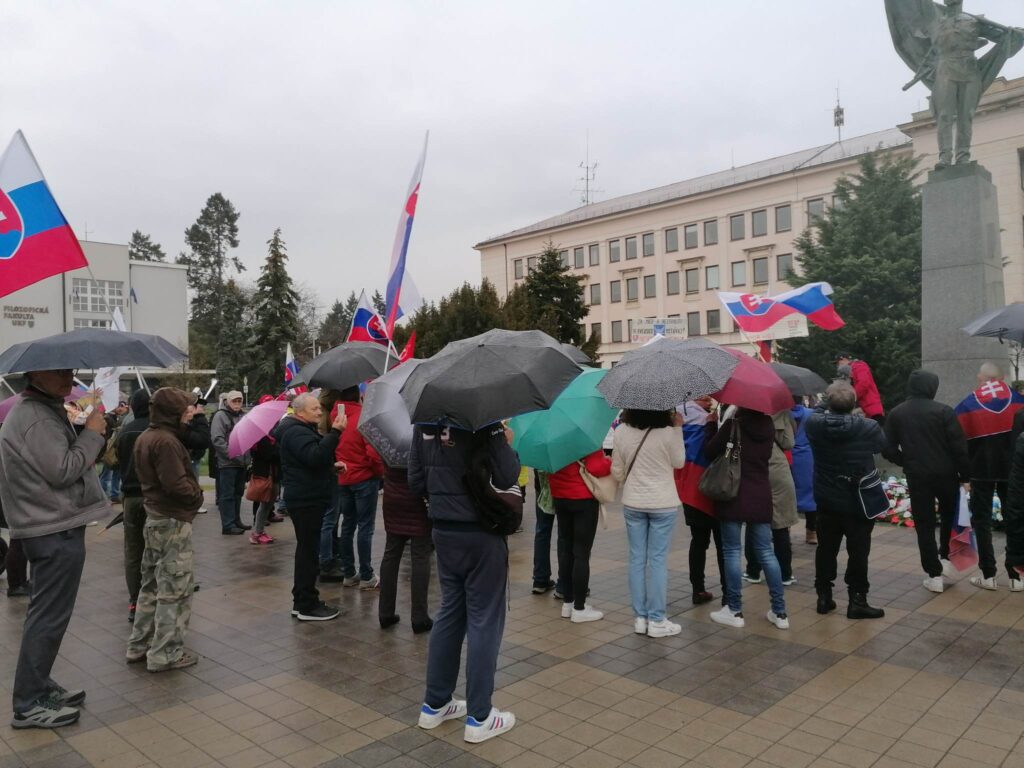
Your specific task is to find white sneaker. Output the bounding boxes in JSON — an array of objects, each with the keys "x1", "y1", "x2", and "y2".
[
  {"x1": 1011, "y1": 578, "x2": 1024, "y2": 593},
  {"x1": 464, "y1": 708, "x2": 515, "y2": 743},
  {"x1": 647, "y1": 619, "x2": 682, "y2": 638},
  {"x1": 634, "y1": 617, "x2": 647, "y2": 634},
  {"x1": 923, "y1": 576, "x2": 944, "y2": 593},
  {"x1": 710, "y1": 606, "x2": 745, "y2": 628},
  {"x1": 941, "y1": 559, "x2": 955, "y2": 580},
  {"x1": 560, "y1": 602, "x2": 572, "y2": 619},
  {"x1": 766, "y1": 610, "x2": 790, "y2": 630},
  {"x1": 741, "y1": 574, "x2": 763, "y2": 585},
  {"x1": 782, "y1": 577, "x2": 798, "y2": 586},
  {"x1": 571, "y1": 605, "x2": 603, "y2": 623},
  {"x1": 418, "y1": 699, "x2": 467, "y2": 729},
  {"x1": 970, "y1": 575, "x2": 998, "y2": 591}
]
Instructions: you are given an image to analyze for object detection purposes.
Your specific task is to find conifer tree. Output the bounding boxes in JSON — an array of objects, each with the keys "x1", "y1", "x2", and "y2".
[
  {"x1": 128, "y1": 230, "x2": 166, "y2": 262},
  {"x1": 250, "y1": 229, "x2": 301, "y2": 396}
]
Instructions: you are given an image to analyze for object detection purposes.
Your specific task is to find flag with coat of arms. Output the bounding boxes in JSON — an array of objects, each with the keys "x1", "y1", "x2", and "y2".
[
  {"x1": 347, "y1": 290, "x2": 389, "y2": 345},
  {"x1": 955, "y1": 379, "x2": 1024, "y2": 439}
]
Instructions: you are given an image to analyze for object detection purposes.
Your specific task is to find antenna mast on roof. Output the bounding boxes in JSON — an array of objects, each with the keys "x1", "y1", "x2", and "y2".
[
  {"x1": 575, "y1": 132, "x2": 603, "y2": 205},
  {"x1": 834, "y1": 86, "x2": 845, "y2": 143}
]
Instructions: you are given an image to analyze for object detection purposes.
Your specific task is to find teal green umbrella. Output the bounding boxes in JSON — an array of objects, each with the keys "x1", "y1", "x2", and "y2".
[{"x1": 509, "y1": 368, "x2": 618, "y2": 473}]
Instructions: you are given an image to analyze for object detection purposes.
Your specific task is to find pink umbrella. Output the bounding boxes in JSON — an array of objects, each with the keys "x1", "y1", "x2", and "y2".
[
  {"x1": 711, "y1": 349, "x2": 793, "y2": 415},
  {"x1": 0, "y1": 385, "x2": 88, "y2": 422},
  {"x1": 228, "y1": 399, "x2": 290, "y2": 458}
]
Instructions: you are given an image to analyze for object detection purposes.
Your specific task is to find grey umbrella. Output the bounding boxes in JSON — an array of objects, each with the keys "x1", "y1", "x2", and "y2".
[
  {"x1": 0, "y1": 328, "x2": 186, "y2": 373},
  {"x1": 294, "y1": 342, "x2": 391, "y2": 391},
  {"x1": 962, "y1": 303, "x2": 1024, "y2": 344},
  {"x1": 598, "y1": 337, "x2": 739, "y2": 410},
  {"x1": 560, "y1": 343, "x2": 593, "y2": 365},
  {"x1": 769, "y1": 362, "x2": 828, "y2": 397},
  {"x1": 358, "y1": 359, "x2": 422, "y2": 467},
  {"x1": 400, "y1": 329, "x2": 582, "y2": 431}
]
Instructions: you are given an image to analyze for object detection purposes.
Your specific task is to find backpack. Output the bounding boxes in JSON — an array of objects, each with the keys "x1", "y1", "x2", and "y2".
[{"x1": 463, "y1": 430, "x2": 523, "y2": 536}]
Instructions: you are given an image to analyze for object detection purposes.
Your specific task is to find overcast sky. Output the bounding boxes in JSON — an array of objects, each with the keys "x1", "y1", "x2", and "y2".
[{"x1": 7, "y1": 1, "x2": 1024, "y2": 313}]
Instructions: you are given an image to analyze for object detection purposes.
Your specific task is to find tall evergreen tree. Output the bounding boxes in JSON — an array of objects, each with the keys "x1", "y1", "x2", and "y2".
[
  {"x1": 319, "y1": 291, "x2": 359, "y2": 348},
  {"x1": 176, "y1": 193, "x2": 243, "y2": 369},
  {"x1": 413, "y1": 281, "x2": 503, "y2": 357},
  {"x1": 779, "y1": 152, "x2": 921, "y2": 407},
  {"x1": 128, "y1": 230, "x2": 166, "y2": 262},
  {"x1": 250, "y1": 229, "x2": 301, "y2": 395},
  {"x1": 503, "y1": 242, "x2": 588, "y2": 345},
  {"x1": 217, "y1": 279, "x2": 253, "y2": 391},
  {"x1": 372, "y1": 289, "x2": 386, "y2": 317}
]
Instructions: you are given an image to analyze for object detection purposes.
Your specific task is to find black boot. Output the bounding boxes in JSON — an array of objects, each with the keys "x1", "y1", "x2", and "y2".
[
  {"x1": 847, "y1": 591, "x2": 884, "y2": 620},
  {"x1": 816, "y1": 585, "x2": 836, "y2": 614}
]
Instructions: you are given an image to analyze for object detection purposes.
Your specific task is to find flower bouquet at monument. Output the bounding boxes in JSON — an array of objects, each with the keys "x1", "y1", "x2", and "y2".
[{"x1": 882, "y1": 477, "x2": 914, "y2": 528}]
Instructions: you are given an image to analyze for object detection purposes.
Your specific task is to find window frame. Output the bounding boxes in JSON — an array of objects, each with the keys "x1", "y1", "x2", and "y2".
[
  {"x1": 730, "y1": 213, "x2": 745, "y2": 241},
  {"x1": 666, "y1": 270, "x2": 680, "y2": 296},
  {"x1": 611, "y1": 320, "x2": 623, "y2": 343},
  {"x1": 642, "y1": 232, "x2": 655, "y2": 258},
  {"x1": 752, "y1": 256, "x2": 769, "y2": 285},
  {"x1": 731, "y1": 260, "x2": 747, "y2": 287},
  {"x1": 590, "y1": 322, "x2": 601, "y2": 342},
  {"x1": 573, "y1": 247, "x2": 585, "y2": 269},
  {"x1": 777, "y1": 253, "x2": 794, "y2": 281},
  {"x1": 704, "y1": 219, "x2": 718, "y2": 245},
  {"x1": 687, "y1": 311, "x2": 701, "y2": 337},
  {"x1": 707, "y1": 309, "x2": 721, "y2": 334},
  {"x1": 609, "y1": 239, "x2": 621, "y2": 263},
  {"x1": 751, "y1": 209, "x2": 768, "y2": 238},
  {"x1": 775, "y1": 204, "x2": 792, "y2": 233},
  {"x1": 684, "y1": 268, "x2": 699, "y2": 294},
  {"x1": 513, "y1": 259, "x2": 524, "y2": 280},
  {"x1": 589, "y1": 283, "x2": 601, "y2": 305},
  {"x1": 589, "y1": 243, "x2": 600, "y2": 266},
  {"x1": 807, "y1": 197, "x2": 825, "y2": 223},
  {"x1": 610, "y1": 280, "x2": 622, "y2": 303},
  {"x1": 705, "y1": 265, "x2": 720, "y2": 290},
  {"x1": 625, "y1": 236, "x2": 637, "y2": 260},
  {"x1": 643, "y1": 274, "x2": 657, "y2": 298},
  {"x1": 626, "y1": 277, "x2": 639, "y2": 301},
  {"x1": 665, "y1": 228, "x2": 679, "y2": 253},
  {"x1": 684, "y1": 223, "x2": 699, "y2": 249}
]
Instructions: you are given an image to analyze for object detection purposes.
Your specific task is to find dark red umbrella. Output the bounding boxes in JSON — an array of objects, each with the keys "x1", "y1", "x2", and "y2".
[{"x1": 712, "y1": 348, "x2": 793, "y2": 415}]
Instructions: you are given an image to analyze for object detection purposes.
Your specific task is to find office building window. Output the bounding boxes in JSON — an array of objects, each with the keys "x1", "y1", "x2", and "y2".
[
  {"x1": 610, "y1": 280, "x2": 621, "y2": 302},
  {"x1": 627, "y1": 319, "x2": 634, "y2": 340},
  {"x1": 730, "y1": 213, "x2": 745, "y2": 241},
  {"x1": 777, "y1": 253, "x2": 794, "y2": 280},
  {"x1": 705, "y1": 265, "x2": 720, "y2": 290},
  {"x1": 527, "y1": 256, "x2": 538, "y2": 274},
  {"x1": 559, "y1": 250, "x2": 569, "y2": 268},
  {"x1": 644, "y1": 274, "x2": 656, "y2": 298},
  {"x1": 775, "y1": 204, "x2": 792, "y2": 232},
  {"x1": 684, "y1": 223, "x2": 699, "y2": 249},
  {"x1": 707, "y1": 309, "x2": 721, "y2": 334},
  {"x1": 574, "y1": 247, "x2": 584, "y2": 269},
  {"x1": 666, "y1": 271, "x2": 680, "y2": 295},
  {"x1": 513, "y1": 259, "x2": 524, "y2": 280},
  {"x1": 665, "y1": 228, "x2": 678, "y2": 253},
  {"x1": 589, "y1": 284, "x2": 601, "y2": 305},
  {"x1": 731, "y1": 260, "x2": 746, "y2": 286},
  {"x1": 73, "y1": 318, "x2": 112, "y2": 329},
  {"x1": 589, "y1": 244, "x2": 600, "y2": 266},
  {"x1": 626, "y1": 277, "x2": 639, "y2": 301},
  {"x1": 625, "y1": 236, "x2": 637, "y2": 260},
  {"x1": 72, "y1": 278, "x2": 124, "y2": 313},
  {"x1": 753, "y1": 256, "x2": 769, "y2": 284},
  {"x1": 687, "y1": 312, "x2": 701, "y2": 337},
  {"x1": 807, "y1": 197, "x2": 825, "y2": 222},
  {"x1": 704, "y1": 219, "x2": 718, "y2": 245},
  {"x1": 611, "y1": 320, "x2": 623, "y2": 343},
  {"x1": 685, "y1": 268, "x2": 699, "y2": 294},
  {"x1": 642, "y1": 233, "x2": 655, "y2": 257},
  {"x1": 590, "y1": 322, "x2": 601, "y2": 342},
  {"x1": 752, "y1": 209, "x2": 768, "y2": 237},
  {"x1": 609, "y1": 239, "x2": 621, "y2": 262}
]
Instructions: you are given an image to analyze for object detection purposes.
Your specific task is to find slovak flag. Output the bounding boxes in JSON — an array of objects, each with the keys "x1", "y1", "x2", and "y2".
[
  {"x1": 0, "y1": 131, "x2": 88, "y2": 298},
  {"x1": 384, "y1": 132, "x2": 428, "y2": 338},
  {"x1": 347, "y1": 290, "x2": 389, "y2": 345},
  {"x1": 399, "y1": 331, "x2": 416, "y2": 363},
  {"x1": 955, "y1": 380, "x2": 1024, "y2": 439},
  {"x1": 718, "y1": 282, "x2": 845, "y2": 334},
  {"x1": 674, "y1": 401, "x2": 714, "y2": 515},
  {"x1": 284, "y1": 343, "x2": 300, "y2": 386}
]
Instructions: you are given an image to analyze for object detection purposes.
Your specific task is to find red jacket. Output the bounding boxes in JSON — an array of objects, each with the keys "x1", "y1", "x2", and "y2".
[
  {"x1": 549, "y1": 451, "x2": 612, "y2": 500},
  {"x1": 851, "y1": 360, "x2": 884, "y2": 418},
  {"x1": 331, "y1": 401, "x2": 385, "y2": 486}
]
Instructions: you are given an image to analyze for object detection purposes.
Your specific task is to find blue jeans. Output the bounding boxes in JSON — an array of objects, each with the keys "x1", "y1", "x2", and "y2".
[
  {"x1": 338, "y1": 479, "x2": 379, "y2": 581},
  {"x1": 532, "y1": 511, "x2": 561, "y2": 589},
  {"x1": 320, "y1": 485, "x2": 342, "y2": 569},
  {"x1": 216, "y1": 467, "x2": 245, "y2": 531},
  {"x1": 623, "y1": 507, "x2": 677, "y2": 622},
  {"x1": 100, "y1": 466, "x2": 121, "y2": 500},
  {"x1": 721, "y1": 521, "x2": 786, "y2": 615}
]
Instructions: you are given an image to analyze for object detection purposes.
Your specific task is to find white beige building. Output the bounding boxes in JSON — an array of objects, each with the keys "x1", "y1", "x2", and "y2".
[{"x1": 476, "y1": 76, "x2": 1024, "y2": 365}]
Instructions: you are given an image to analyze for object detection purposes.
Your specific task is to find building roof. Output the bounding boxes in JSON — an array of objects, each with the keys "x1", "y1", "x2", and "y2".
[{"x1": 475, "y1": 127, "x2": 911, "y2": 248}]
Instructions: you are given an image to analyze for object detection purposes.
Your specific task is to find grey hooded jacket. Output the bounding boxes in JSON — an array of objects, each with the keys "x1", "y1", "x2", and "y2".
[{"x1": 210, "y1": 402, "x2": 248, "y2": 469}]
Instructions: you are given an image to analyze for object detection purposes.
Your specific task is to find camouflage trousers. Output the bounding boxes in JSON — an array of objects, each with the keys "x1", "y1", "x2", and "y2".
[{"x1": 126, "y1": 517, "x2": 194, "y2": 670}]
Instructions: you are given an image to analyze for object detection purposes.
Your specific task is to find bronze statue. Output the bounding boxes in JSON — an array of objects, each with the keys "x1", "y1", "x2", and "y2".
[{"x1": 886, "y1": 0, "x2": 1024, "y2": 167}]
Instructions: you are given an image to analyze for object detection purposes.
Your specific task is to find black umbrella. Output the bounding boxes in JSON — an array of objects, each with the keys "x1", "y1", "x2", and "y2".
[
  {"x1": 560, "y1": 343, "x2": 593, "y2": 365},
  {"x1": 962, "y1": 303, "x2": 1024, "y2": 344},
  {"x1": 400, "y1": 329, "x2": 582, "y2": 431},
  {"x1": 294, "y1": 342, "x2": 391, "y2": 391},
  {"x1": 769, "y1": 362, "x2": 828, "y2": 397},
  {"x1": 0, "y1": 328, "x2": 186, "y2": 374}
]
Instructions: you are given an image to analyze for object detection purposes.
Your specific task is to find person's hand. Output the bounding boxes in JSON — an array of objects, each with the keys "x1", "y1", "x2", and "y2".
[
  {"x1": 85, "y1": 408, "x2": 107, "y2": 435},
  {"x1": 332, "y1": 410, "x2": 347, "y2": 431},
  {"x1": 706, "y1": 409, "x2": 719, "y2": 424},
  {"x1": 962, "y1": 481, "x2": 971, "y2": 493},
  {"x1": 181, "y1": 405, "x2": 197, "y2": 425},
  {"x1": 334, "y1": 461, "x2": 347, "y2": 473},
  {"x1": 504, "y1": 427, "x2": 514, "y2": 445},
  {"x1": 671, "y1": 411, "x2": 684, "y2": 428}
]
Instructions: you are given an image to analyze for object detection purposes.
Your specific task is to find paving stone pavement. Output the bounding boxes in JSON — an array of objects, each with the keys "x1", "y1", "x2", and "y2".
[{"x1": 1, "y1": 488, "x2": 1024, "y2": 768}]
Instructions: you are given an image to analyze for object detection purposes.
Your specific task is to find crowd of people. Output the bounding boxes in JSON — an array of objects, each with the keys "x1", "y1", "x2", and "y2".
[{"x1": 1, "y1": 350, "x2": 1023, "y2": 745}]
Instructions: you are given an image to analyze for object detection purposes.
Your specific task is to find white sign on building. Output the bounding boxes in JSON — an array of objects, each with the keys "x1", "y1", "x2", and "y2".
[
  {"x1": 630, "y1": 317, "x2": 687, "y2": 344},
  {"x1": 736, "y1": 314, "x2": 809, "y2": 343}
]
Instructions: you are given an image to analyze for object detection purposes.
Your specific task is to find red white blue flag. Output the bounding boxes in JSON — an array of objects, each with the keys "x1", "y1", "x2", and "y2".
[
  {"x1": 283, "y1": 343, "x2": 307, "y2": 394},
  {"x1": 347, "y1": 290, "x2": 389, "y2": 345},
  {"x1": 718, "y1": 282, "x2": 845, "y2": 334},
  {"x1": 384, "y1": 132, "x2": 428, "y2": 338},
  {"x1": 0, "y1": 131, "x2": 88, "y2": 298},
  {"x1": 955, "y1": 380, "x2": 1024, "y2": 439}
]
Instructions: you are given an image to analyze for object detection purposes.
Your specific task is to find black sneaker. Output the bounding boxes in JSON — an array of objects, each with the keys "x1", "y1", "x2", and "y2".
[
  {"x1": 532, "y1": 580, "x2": 555, "y2": 595},
  {"x1": 319, "y1": 570, "x2": 346, "y2": 583},
  {"x1": 7, "y1": 584, "x2": 30, "y2": 597},
  {"x1": 233, "y1": 521, "x2": 252, "y2": 531},
  {"x1": 297, "y1": 603, "x2": 341, "y2": 621},
  {"x1": 221, "y1": 527, "x2": 245, "y2": 535},
  {"x1": 11, "y1": 694, "x2": 79, "y2": 729},
  {"x1": 51, "y1": 685, "x2": 86, "y2": 707}
]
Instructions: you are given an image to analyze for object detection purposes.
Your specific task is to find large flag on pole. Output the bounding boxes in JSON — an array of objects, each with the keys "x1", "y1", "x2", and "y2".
[
  {"x1": 384, "y1": 132, "x2": 428, "y2": 338},
  {"x1": 0, "y1": 131, "x2": 88, "y2": 298},
  {"x1": 348, "y1": 290, "x2": 389, "y2": 345},
  {"x1": 718, "y1": 282, "x2": 844, "y2": 335},
  {"x1": 284, "y1": 343, "x2": 300, "y2": 387}
]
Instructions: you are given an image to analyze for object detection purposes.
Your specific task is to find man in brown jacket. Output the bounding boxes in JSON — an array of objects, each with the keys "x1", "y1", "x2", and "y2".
[{"x1": 125, "y1": 388, "x2": 204, "y2": 672}]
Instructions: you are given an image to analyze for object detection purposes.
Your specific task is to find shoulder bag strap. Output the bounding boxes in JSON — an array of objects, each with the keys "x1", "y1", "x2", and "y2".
[{"x1": 624, "y1": 429, "x2": 653, "y2": 483}]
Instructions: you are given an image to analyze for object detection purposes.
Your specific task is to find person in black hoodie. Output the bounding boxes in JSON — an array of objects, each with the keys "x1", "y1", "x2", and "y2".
[
  {"x1": 117, "y1": 389, "x2": 151, "y2": 623},
  {"x1": 806, "y1": 381, "x2": 887, "y2": 619},
  {"x1": 884, "y1": 370, "x2": 970, "y2": 593},
  {"x1": 1003, "y1": 431, "x2": 1024, "y2": 590}
]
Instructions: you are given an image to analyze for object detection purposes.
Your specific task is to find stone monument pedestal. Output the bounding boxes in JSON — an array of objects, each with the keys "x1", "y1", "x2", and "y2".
[{"x1": 921, "y1": 163, "x2": 1007, "y2": 405}]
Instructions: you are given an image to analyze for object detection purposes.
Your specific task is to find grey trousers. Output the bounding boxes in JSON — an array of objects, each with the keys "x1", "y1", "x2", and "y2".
[
  {"x1": 424, "y1": 529, "x2": 507, "y2": 722},
  {"x1": 14, "y1": 527, "x2": 86, "y2": 712}
]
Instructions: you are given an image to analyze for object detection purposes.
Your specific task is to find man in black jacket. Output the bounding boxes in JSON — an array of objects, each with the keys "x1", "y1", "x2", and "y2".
[
  {"x1": 275, "y1": 393, "x2": 346, "y2": 621},
  {"x1": 806, "y1": 382, "x2": 887, "y2": 620},
  {"x1": 884, "y1": 370, "x2": 970, "y2": 593},
  {"x1": 117, "y1": 390, "x2": 151, "y2": 623}
]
